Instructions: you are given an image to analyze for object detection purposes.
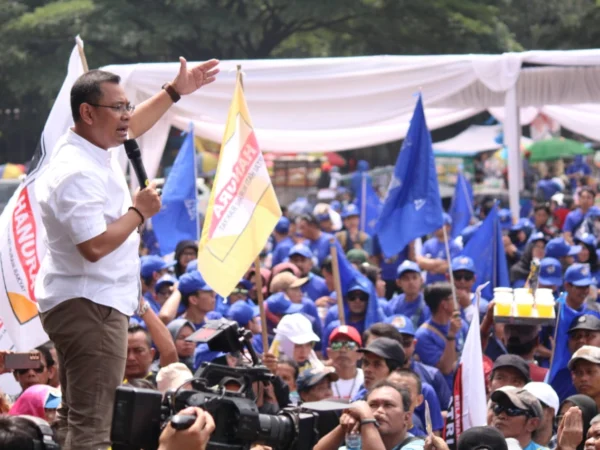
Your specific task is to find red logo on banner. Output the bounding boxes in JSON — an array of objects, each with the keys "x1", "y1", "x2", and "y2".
[{"x1": 11, "y1": 186, "x2": 39, "y2": 303}]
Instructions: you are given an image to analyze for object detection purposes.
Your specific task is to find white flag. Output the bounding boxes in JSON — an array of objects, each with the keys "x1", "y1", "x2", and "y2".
[
  {"x1": 444, "y1": 283, "x2": 488, "y2": 448},
  {"x1": 0, "y1": 37, "x2": 85, "y2": 350}
]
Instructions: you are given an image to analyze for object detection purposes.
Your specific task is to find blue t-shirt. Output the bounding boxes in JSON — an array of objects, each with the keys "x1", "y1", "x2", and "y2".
[
  {"x1": 411, "y1": 360, "x2": 451, "y2": 410},
  {"x1": 372, "y1": 235, "x2": 408, "y2": 281},
  {"x1": 551, "y1": 367, "x2": 577, "y2": 404},
  {"x1": 302, "y1": 273, "x2": 330, "y2": 301},
  {"x1": 308, "y1": 232, "x2": 334, "y2": 267},
  {"x1": 566, "y1": 162, "x2": 591, "y2": 190},
  {"x1": 271, "y1": 236, "x2": 294, "y2": 268},
  {"x1": 388, "y1": 293, "x2": 430, "y2": 328},
  {"x1": 414, "y1": 382, "x2": 444, "y2": 432},
  {"x1": 415, "y1": 318, "x2": 468, "y2": 388},
  {"x1": 421, "y1": 237, "x2": 461, "y2": 284},
  {"x1": 563, "y1": 209, "x2": 585, "y2": 233},
  {"x1": 522, "y1": 440, "x2": 550, "y2": 450}
]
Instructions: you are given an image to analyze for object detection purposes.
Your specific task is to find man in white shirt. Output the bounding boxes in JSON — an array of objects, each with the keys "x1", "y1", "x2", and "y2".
[{"x1": 34, "y1": 58, "x2": 219, "y2": 450}]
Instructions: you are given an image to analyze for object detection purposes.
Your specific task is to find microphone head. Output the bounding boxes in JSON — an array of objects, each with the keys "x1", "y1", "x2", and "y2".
[{"x1": 124, "y1": 139, "x2": 140, "y2": 159}]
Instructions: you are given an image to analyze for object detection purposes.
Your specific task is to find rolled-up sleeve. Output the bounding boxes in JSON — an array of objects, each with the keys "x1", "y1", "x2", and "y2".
[{"x1": 52, "y1": 172, "x2": 108, "y2": 245}]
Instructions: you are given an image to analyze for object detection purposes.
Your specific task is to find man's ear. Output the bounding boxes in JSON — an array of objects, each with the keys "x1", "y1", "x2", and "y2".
[
  {"x1": 525, "y1": 417, "x2": 540, "y2": 433},
  {"x1": 47, "y1": 365, "x2": 57, "y2": 381}
]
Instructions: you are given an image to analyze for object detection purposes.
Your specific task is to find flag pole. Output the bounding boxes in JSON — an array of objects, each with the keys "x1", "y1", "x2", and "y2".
[
  {"x1": 75, "y1": 36, "x2": 89, "y2": 73},
  {"x1": 254, "y1": 257, "x2": 269, "y2": 354},
  {"x1": 330, "y1": 238, "x2": 346, "y2": 325},
  {"x1": 360, "y1": 173, "x2": 367, "y2": 233},
  {"x1": 442, "y1": 226, "x2": 459, "y2": 310}
]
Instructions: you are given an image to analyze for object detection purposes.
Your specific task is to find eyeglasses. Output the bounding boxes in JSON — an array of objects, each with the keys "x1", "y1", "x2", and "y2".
[
  {"x1": 453, "y1": 272, "x2": 474, "y2": 281},
  {"x1": 348, "y1": 292, "x2": 368, "y2": 302},
  {"x1": 15, "y1": 366, "x2": 45, "y2": 375},
  {"x1": 88, "y1": 102, "x2": 135, "y2": 114},
  {"x1": 492, "y1": 404, "x2": 531, "y2": 417},
  {"x1": 330, "y1": 341, "x2": 359, "y2": 351}
]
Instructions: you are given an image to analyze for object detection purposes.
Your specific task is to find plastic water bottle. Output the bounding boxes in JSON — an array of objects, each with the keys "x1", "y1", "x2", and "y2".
[
  {"x1": 289, "y1": 390, "x2": 300, "y2": 406},
  {"x1": 345, "y1": 432, "x2": 361, "y2": 450}
]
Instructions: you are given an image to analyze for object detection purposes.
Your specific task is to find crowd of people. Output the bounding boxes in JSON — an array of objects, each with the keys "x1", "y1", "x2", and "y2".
[{"x1": 3, "y1": 153, "x2": 600, "y2": 449}]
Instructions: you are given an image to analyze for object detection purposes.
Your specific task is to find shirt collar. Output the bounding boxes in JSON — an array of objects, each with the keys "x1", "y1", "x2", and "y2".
[{"x1": 66, "y1": 128, "x2": 112, "y2": 167}]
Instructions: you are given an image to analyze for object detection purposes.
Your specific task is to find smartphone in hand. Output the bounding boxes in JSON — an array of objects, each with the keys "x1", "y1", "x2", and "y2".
[{"x1": 4, "y1": 352, "x2": 42, "y2": 371}]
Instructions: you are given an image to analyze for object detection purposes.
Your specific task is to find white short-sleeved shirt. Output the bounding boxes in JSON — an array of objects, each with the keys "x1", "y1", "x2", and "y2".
[{"x1": 34, "y1": 129, "x2": 139, "y2": 316}]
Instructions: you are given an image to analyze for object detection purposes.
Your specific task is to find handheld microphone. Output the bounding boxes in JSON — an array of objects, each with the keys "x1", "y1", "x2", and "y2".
[{"x1": 124, "y1": 139, "x2": 149, "y2": 189}]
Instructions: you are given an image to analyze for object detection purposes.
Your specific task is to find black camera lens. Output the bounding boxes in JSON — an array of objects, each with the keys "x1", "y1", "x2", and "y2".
[{"x1": 256, "y1": 414, "x2": 294, "y2": 449}]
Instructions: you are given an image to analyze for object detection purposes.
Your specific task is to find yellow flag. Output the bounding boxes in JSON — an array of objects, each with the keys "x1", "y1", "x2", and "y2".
[{"x1": 197, "y1": 72, "x2": 281, "y2": 296}]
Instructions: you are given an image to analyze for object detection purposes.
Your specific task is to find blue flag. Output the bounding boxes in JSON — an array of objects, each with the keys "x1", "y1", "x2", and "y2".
[
  {"x1": 461, "y1": 205, "x2": 510, "y2": 299},
  {"x1": 152, "y1": 127, "x2": 198, "y2": 256},
  {"x1": 355, "y1": 173, "x2": 382, "y2": 236},
  {"x1": 449, "y1": 172, "x2": 473, "y2": 239},
  {"x1": 333, "y1": 240, "x2": 382, "y2": 329},
  {"x1": 376, "y1": 95, "x2": 444, "y2": 258}
]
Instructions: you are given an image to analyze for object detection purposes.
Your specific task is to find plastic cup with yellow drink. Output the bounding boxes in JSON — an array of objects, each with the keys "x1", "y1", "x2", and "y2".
[
  {"x1": 535, "y1": 289, "x2": 555, "y2": 318},
  {"x1": 494, "y1": 289, "x2": 513, "y2": 316},
  {"x1": 514, "y1": 288, "x2": 534, "y2": 317}
]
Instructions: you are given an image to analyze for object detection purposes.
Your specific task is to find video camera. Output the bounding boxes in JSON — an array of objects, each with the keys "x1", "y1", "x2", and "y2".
[{"x1": 111, "y1": 319, "x2": 319, "y2": 450}]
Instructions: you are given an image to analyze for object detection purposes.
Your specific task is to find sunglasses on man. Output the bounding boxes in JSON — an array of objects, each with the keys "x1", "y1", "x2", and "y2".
[
  {"x1": 492, "y1": 403, "x2": 532, "y2": 418},
  {"x1": 15, "y1": 365, "x2": 46, "y2": 375},
  {"x1": 453, "y1": 272, "x2": 474, "y2": 282},
  {"x1": 348, "y1": 292, "x2": 369, "y2": 302},
  {"x1": 330, "y1": 341, "x2": 359, "y2": 351}
]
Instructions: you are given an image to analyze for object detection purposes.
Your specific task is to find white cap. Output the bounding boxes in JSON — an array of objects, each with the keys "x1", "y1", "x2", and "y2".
[
  {"x1": 274, "y1": 313, "x2": 320, "y2": 345},
  {"x1": 524, "y1": 381, "x2": 559, "y2": 413},
  {"x1": 156, "y1": 362, "x2": 193, "y2": 394}
]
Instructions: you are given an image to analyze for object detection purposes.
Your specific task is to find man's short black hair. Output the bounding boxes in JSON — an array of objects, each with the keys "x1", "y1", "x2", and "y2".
[
  {"x1": 127, "y1": 324, "x2": 152, "y2": 349},
  {"x1": 368, "y1": 380, "x2": 411, "y2": 412},
  {"x1": 277, "y1": 354, "x2": 300, "y2": 381},
  {"x1": 296, "y1": 214, "x2": 319, "y2": 228},
  {"x1": 534, "y1": 204, "x2": 551, "y2": 216},
  {"x1": 363, "y1": 323, "x2": 403, "y2": 347},
  {"x1": 580, "y1": 186, "x2": 596, "y2": 198},
  {"x1": 359, "y1": 264, "x2": 380, "y2": 286},
  {"x1": 70, "y1": 69, "x2": 121, "y2": 122},
  {"x1": 321, "y1": 256, "x2": 333, "y2": 275},
  {"x1": 0, "y1": 415, "x2": 53, "y2": 450},
  {"x1": 35, "y1": 343, "x2": 55, "y2": 368},
  {"x1": 392, "y1": 368, "x2": 422, "y2": 395},
  {"x1": 424, "y1": 282, "x2": 453, "y2": 314}
]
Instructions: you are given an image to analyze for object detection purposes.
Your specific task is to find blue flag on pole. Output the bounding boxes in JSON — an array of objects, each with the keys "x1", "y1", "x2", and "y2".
[
  {"x1": 449, "y1": 172, "x2": 473, "y2": 239},
  {"x1": 152, "y1": 126, "x2": 198, "y2": 256},
  {"x1": 461, "y1": 205, "x2": 510, "y2": 299},
  {"x1": 376, "y1": 94, "x2": 444, "y2": 258},
  {"x1": 355, "y1": 173, "x2": 382, "y2": 236}
]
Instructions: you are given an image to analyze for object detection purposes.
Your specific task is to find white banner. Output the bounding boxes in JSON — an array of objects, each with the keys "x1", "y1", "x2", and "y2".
[{"x1": 0, "y1": 38, "x2": 85, "y2": 350}]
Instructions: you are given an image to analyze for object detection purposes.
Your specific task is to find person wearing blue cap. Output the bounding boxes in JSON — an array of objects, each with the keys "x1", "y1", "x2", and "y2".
[
  {"x1": 563, "y1": 187, "x2": 595, "y2": 244},
  {"x1": 508, "y1": 218, "x2": 534, "y2": 257},
  {"x1": 288, "y1": 244, "x2": 329, "y2": 301},
  {"x1": 296, "y1": 214, "x2": 334, "y2": 268},
  {"x1": 372, "y1": 235, "x2": 411, "y2": 300},
  {"x1": 225, "y1": 301, "x2": 264, "y2": 353},
  {"x1": 271, "y1": 217, "x2": 294, "y2": 268},
  {"x1": 448, "y1": 256, "x2": 489, "y2": 324},
  {"x1": 335, "y1": 204, "x2": 372, "y2": 255},
  {"x1": 385, "y1": 315, "x2": 451, "y2": 411},
  {"x1": 538, "y1": 257, "x2": 564, "y2": 294},
  {"x1": 177, "y1": 271, "x2": 222, "y2": 330},
  {"x1": 498, "y1": 209, "x2": 513, "y2": 234},
  {"x1": 185, "y1": 259, "x2": 198, "y2": 273},
  {"x1": 545, "y1": 237, "x2": 582, "y2": 271},
  {"x1": 575, "y1": 234, "x2": 600, "y2": 284},
  {"x1": 558, "y1": 263, "x2": 597, "y2": 314},
  {"x1": 419, "y1": 212, "x2": 462, "y2": 285},
  {"x1": 388, "y1": 261, "x2": 430, "y2": 329},
  {"x1": 140, "y1": 255, "x2": 176, "y2": 314}
]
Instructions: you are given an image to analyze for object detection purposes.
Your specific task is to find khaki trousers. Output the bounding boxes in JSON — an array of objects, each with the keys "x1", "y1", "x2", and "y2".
[{"x1": 40, "y1": 297, "x2": 128, "y2": 450}]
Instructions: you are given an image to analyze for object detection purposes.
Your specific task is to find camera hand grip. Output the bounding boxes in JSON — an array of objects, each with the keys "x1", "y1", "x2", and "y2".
[{"x1": 170, "y1": 414, "x2": 196, "y2": 431}]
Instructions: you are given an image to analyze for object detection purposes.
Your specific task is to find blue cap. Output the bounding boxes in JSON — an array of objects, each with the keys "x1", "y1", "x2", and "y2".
[
  {"x1": 288, "y1": 244, "x2": 312, "y2": 259},
  {"x1": 528, "y1": 231, "x2": 546, "y2": 243},
  {"x1": 186, "y1": 259, "x2": 198, "y2": 273},
  {"x1": 225, "y1": 302, "x2": 259, "y2": 327},
  {"x1": 498, "y1": 209, "x2": 513, "y2": 230},
  {"x1": 275, "y1": 217, "x2": 290, "y2": 234},
  {"x1": 538, "y1": 257, "x2": 563, "y2": 287},
  {"x1": 575, "y1": 233, "x2": 597, "y2": 248},
  {"x1": 545, "y1": 238, "x2": 581, "y2": 258},
  {"x1": 45, "y1": 390, "x2": 62, "y2": 409},
  {"x1": 396, "y1": 260, "x2": 421, "y2": 278},
  {"x1": 330, "y1": 200, "x2": 342, "y2": 213},
  {"x1": 265, "y1": 293, "x2": 304, "y2": 315},
  {"x1": 316, "y1": 213, "x2": 331, "y2": 222},
  {"x1": 587, "y1": 206, "x2": 600, "y2": 218},
  {"x1": 443, "y1": 213, "x2": 452, "y2": 226},
  {"x1": 194, "y1": 343, "x2": 226, "y2": 367},
  {"x1": 451, "y1": 256, "x2": 476, "y2": 273},
  {"x1": 565, "y1": 263, "x2": 595, "y2": 287},
  {"x1": 342, "y1": 204, "x2": 360, "y2": 219},
  {"x1": 385, "y1": 315, "x2": 416, "y2": 336},
  {"x1": 179, "y1": 271, "x2": 212, "y2": 295},
  {"x1": 296, "y1": 367, "x2": 338, "y2": 393},
  {"x1": 348, "y1": 278, "x2": 371, "y2": 295},
  {"x1": 237, "y1": 279, "x2": 253, "y2": 291},
  {"x1": 511, "y1": 218, "x2": 533, "y2": 232},
  {"x1": 155, "y1": 274, "x2": 177, "y2": 293},
  {"x1": 140, "y1": 255, "x2": 175, "y2": 279}
]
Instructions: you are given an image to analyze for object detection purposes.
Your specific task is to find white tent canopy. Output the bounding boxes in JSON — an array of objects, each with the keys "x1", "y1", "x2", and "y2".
[
  {"x1": 102, "y1": 49, "x2": 600, "y2": 218},
  {"x1": 433, "y1": 124, "x2": 533, "y2": 157}
]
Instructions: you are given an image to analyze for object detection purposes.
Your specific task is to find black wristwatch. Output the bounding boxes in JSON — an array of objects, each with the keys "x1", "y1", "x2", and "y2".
[{"x1": 162, "y1": 82, "x2": 181, "y2": 103}]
